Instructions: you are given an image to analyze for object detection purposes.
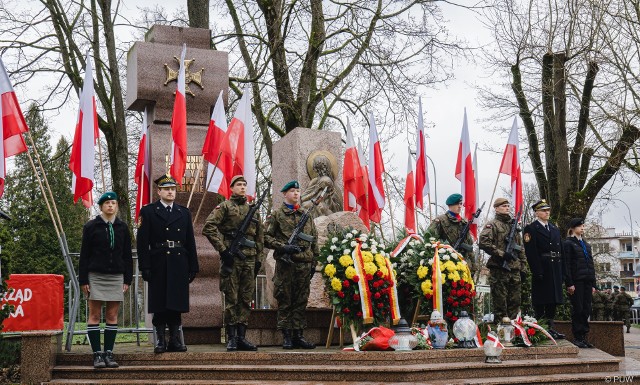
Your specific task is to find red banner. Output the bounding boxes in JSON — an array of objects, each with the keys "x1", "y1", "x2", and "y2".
[{"x1": 2, "y1": 274, "x2": 64, "y2": 332}]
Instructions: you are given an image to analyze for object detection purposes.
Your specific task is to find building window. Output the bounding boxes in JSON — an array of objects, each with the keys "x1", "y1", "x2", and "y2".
[
  {"x1": 622, "y1": 242, "x2": 633, "y2": 252},
  {"x1": 593, "y1": 243, "x2": 610, "y2": 254}
]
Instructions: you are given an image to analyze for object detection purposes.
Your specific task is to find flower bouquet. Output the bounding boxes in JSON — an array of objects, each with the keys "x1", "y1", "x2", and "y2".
[
  {"x1": 511, "y1": 314, "x2": 555, "y2": 347},
  {"x1": 319, "y1": 228, "x2": 401, "y2": 328},
  {"x1": 393, "y1": 234, "x2": 476, "y2": 325}
]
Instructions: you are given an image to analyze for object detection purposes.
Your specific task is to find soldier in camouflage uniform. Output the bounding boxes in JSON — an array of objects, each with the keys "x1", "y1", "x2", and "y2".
[
  {"x1": 613, "y1": 286, "x2": 633, "y2": 333},
  {"x1": 591, "y1": 288, "x2": 605, "y2": 321},
  {"x1": 479, "y1": 197, "x2": 527, "y2": 321},
  {"x1": 605, "y1": 288, "x2": 615, "y2": 321},
  {"x1": 202, "y1": 175, "x2": 263, "y2": 352},
  {"x1": 265, "y1": 180, "x2": 319, "y2": 350},
  {"x1": 427, "y1": 193, "x2": 476, "y2": 275}
]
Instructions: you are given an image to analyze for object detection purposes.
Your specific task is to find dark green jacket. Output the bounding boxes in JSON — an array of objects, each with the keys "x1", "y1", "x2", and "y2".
[{"x1": 265, "y1": 203, "x2": 319, "y2": 263}]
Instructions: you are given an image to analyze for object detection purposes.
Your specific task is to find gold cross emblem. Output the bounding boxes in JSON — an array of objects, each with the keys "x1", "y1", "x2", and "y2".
[{"x1": 164, "y1": 57, "x2": 204, "y2": 97}]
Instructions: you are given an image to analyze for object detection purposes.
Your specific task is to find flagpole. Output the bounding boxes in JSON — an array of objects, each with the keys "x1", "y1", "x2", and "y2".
[
  {"x1": 97, "y1": 134, "x2": 106, "y2": 191},
  {"x1": 483, "y1": 172, "x2": 501, "y2": 224},
  {"x1": 382, "y1": 172, "x2": 397, "y2": 240},
  {"x1": 186, "y1": 156, "x2": 204, "y2": 209},
  {"x1": 193, "y1": 152, "x2": 223, "y2": 224}
]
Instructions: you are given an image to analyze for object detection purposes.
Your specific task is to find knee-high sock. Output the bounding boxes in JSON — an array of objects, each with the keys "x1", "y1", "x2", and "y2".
[
  {"x1": 87, "y1": 324, "x2": 101, "y2": 353},
  {"x1": 103, "y1": 323, "x2": 118, "y2": 352}
]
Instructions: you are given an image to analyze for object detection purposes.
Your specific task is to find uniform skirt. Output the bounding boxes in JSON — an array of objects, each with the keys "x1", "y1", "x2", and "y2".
[{"x1": 88, "y1": 272, "x2": 124, "y2": 302}]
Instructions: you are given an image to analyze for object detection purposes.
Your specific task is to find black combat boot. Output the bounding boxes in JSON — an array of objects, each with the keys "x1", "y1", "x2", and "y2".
[
  {"x1": 103, "y1": 350, "x2": 119, "y2": 368},
  {"x1": 292, "y1": 329, "x2": 316, "y2": 349},
  {"x1": 167, "y1": 324, "x2": 187, "y2": 352},
  {"x1": 582, "y1": 334, "x2": 595, "y2": 348},
  {"x1": 93, "y1": 351, "x2": 106, "y2": 368},
  {"x1": 572, "y1": 335, "x2": 588, "y2": 348},
  {"x1": 226, "y1": 325, "x2": 238, "y2": 351},
  {"x1": 236, "y1": 324, "x2": 258, "y2": 351},
  {"x1": 154, "y1": 324, "x2": 167, "y2": 354},
  {"x1": 282, "y1": 329, "x2": 293, "y2": 350}
]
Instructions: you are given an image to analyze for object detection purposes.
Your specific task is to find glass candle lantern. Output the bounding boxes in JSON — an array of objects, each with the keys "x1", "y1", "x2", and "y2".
[
  {"x1": 496, "y1": 317, "x2": 515, "y2": 346},
  {"x1": 452, "y1": 311, "x2": 477, "y2": 348},
  {"x1": 388, "y1": 318, "x2": 418, "y2": 351},
  {"x1": 427, "y1": 310, "x2": 449, "y2": 349},
  {"x1": 483, "y1": 331, "x2": 503, "y2": 363}
]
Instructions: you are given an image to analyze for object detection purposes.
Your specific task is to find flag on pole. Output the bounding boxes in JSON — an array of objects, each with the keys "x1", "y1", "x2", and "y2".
[
  {"x1": 499, "y1": 117, "x2": 523, "y2": 210},
  {"x1": 404, "y1": 148, "x2": 416, "y2": 234},
  {"x1": 69, "y1": 53, "x2": 99, "y2": 207},
  {"x1": 220, "y1": 85, "x2": 255, "y2": 199},
  {"x1": 170, "y1": 44, "x2": 187, "y2": 186},
  {"x1": 343, "y1": 119, "x2": 360, "y2": 211},
  {"x1": 0, "y1": 57, "x2": 29, "y2": 199},
  {"x1": 367, "y1": 111, "x2": 385, "y2": 223},
  {"x1": 471, "y1": 143, "x2": 479, "y2": 238},
  {"x1": 415, "y1": 97, "x2": 430, "y2": 209},
  {"x1": 357, "y1": 139, "x2": 370, "y2": 230},
  {"x1": 455, "y1": 108, "x2": 477, "y2": 238},
  {"x1": 134, "y1": 108, "x2": 151, "y2": 221},
  {"x1": 202, "y1": 90, "x2": 231, "y2": 198}
]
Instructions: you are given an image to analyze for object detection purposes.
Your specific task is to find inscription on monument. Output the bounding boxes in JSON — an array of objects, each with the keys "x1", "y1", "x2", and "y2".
[{"x1": 164, "y1": 154, "x2": 205, "y2": 192}]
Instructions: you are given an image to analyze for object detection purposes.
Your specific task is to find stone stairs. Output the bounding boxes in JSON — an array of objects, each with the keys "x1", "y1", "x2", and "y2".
[{"x1": 45, "y1": 341, "x2": 634, "y2": 384}]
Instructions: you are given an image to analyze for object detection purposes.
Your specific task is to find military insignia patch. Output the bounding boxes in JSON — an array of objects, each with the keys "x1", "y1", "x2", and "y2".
[
  {"x1": 485, "y1": 224, "x2": 492, "y2": 228},
  {"x1": 136, "y1": 216, "x2": 143, "y2": 228},
  {"x1": 524, "y1": 233, "x2": 531, "y2": 243}
]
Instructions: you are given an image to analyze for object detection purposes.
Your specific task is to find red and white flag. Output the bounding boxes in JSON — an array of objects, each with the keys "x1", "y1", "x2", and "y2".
[
  {"x1": 69, "y1": 53, "x2": 99, "y2": 207},
  {"x1": 455, "y1": 108, "x2": 478, "y2": 239},
  {"x1": 134, "y1": 108, "x2": 151, "y2": 221},
  {"x1": 357, "y1": 139, "x2": 370, "y2": 230},
  {"x1": 404, "y1": 148, "x2": 416, "y2": 234},
  {"x1": 202, "y1": 90, "x2": 231, "y2": 198},
  {"x1": 499, "y1": 117, "x2": 523, "y2": 210},
  {"x1": 367, "y1": 112, "x2": 385, "y2": 223},
  {"x1": 0, "y1": 57, "x2": 29, "y2": 199},
  {"x1": 343, "y1": 119, "x2": 361, "y2": 211},
  {"x1": 170, "y1": 44, "x2": 187, "y2": 186},
  {"x1": 415, "y1": 97, "x2": 430, "y2": 209},
  {"x1": 220, "y1": 85, "x2": 255, "y2": 199}
]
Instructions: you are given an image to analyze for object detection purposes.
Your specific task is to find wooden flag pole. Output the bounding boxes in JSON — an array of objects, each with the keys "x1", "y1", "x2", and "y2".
[
  {"x1": 483, "y1": 172, "x2": 501, "y2": 224},
  {"x1": 382, "y1": 172, "x2": 397, "y2": 240},
  {"x1": 24, "y1": 148, "x2": 60, "y2": 238},
  {"x1": 186, "y1": 156, "x2": 204, "y2": 209},
  {"x1": 193, "y1": 152, "x2": 223, "y2": 224},
  {"x1": 97, "y1": 134, "x2": 107, "y2": 191}
]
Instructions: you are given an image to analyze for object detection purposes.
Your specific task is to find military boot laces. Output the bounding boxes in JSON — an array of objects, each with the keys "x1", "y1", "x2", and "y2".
[
  {"x1": 282, "y1": 329, "x2": 293, "y2": 350},
  {"x1": 93, "y1": 351, "x2": 106, "y2": 369},
  {"x1": 292, "y1": 329, "x2": 315, "y2": 349},
  {"x1": 103, "y1": 351, "x2": 119, "y2": 368},
  {"x1": 167, "y1": 325, "x2": 187, "y2": 352},
  {"x1": 236, "y1": 324, "x2": 258, "y2": 351},
  {"x1": 226, "y1": 325, "x2": 238, "y2": 352}
]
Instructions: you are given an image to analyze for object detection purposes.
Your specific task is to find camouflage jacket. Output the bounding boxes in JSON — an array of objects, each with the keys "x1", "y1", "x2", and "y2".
[
  {"x1": 202, "y1": 194, "x2": 264, "y2": 258},
  {"x1": 479, "y1": 213, "x2": 526, "y2": 271},
  {"x1": 591, "y1": 291, "x2": 605, "y2": 309},
  {"x1": 613, "y1": 291, "x2": 633, "y2": 310},
  {"x1": 264, "y1": 203, "x2": 319, "y2": 263},
  {"x1": 427, "y1": 212, "x2": 475, "y2": 258}
]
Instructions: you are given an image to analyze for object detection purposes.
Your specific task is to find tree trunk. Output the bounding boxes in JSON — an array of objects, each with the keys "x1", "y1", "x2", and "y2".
[
  {"x1": 188, "y1": 0, "x2": 210, "y2": 30},
  {"x1": 552, "y1": 52, "x2": 570, "y2": 205}
]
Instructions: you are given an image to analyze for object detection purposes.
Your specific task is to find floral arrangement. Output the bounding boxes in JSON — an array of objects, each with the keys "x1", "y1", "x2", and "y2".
[
  {"x1": 319, "y1": 228, "x2": 398, "y2": 327},
  {"x1": 511, "y1": 315, "x2": 554, "y2": 347},
  {"x1": 394, "y1": 234, "x2": 476, "y2": 324},
  {"x1": 411, "y1": 326, "x2": 433, "y2": 349}
]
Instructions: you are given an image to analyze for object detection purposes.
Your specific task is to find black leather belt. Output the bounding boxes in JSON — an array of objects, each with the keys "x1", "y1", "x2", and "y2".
[
  {"x1": 154, "y1": 241, "x2": 183, "y2": 249},
  {"x1": 541, "y1": 251, "x2": 560, "y2": 258}
]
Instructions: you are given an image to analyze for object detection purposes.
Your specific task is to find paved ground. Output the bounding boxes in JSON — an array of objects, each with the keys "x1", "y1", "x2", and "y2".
[{"x1": 625, "y1": 325, "x2": 640, "y2": 361}]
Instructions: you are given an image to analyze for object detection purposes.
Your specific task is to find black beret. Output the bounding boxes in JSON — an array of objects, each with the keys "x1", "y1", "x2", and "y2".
[{"x1": 567, "y1": 217, "x2": 585, "y2": 229}]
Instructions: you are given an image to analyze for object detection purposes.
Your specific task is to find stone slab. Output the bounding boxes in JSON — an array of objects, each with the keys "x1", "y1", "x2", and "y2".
[
  {"x1": 20, "y1": 331, "x2": 62, "y2": 384},
  {"x1": 554, "y1": 320, "x2": 625, "y2": 356},
  {"x1": 145, "y1": 25, "x2": 212, "y2": 50}
]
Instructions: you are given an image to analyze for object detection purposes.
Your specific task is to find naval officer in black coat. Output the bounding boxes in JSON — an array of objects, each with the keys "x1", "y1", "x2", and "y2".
[
  {"x1": 523, "y1": 199, "x2": 565, "y2": 340},
  {"x1": 137, "y1": 174, "x2": 199, "y2": 353}
]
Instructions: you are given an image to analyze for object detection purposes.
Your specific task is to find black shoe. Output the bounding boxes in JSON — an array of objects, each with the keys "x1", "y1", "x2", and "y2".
[
  {"x1": 627, "y1": 327, "x2": 631, "y2": 333},
  {"x1": 103, "y1": 351, "x2": 119, "y2": 368},
  {"x1": 573, "y1": 339, "x2": 589, "y2": 348},
  {"x1": 282, "y1": 329, "x2": 293, "y2": 350},
  {"x1": 167, "y1": 325, "x2": 187, "y2": 352},
  {"x1": 583, "y1": 339, "x2": 595, "y2": 348},
  {"x1": 93, "y1": 352, "x2": 106, "y2": 369},
  {"x1": 226, "y1": 325, "x2": 238, "y2": 352},
  {"x1": 154, "y1": 325, "x2": 166, "y2": 354},
  {"x1": 549, "y1": 329, "x2": 565, "y2": 340},
  {"x1": 292, "y1": 329, "x2": 316, "y2": 349},
  {"x1": 236, "y1": 324, "x2": 258, "y2": 351}
]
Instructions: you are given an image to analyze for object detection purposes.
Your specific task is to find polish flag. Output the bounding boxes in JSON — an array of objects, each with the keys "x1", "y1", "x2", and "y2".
[
  {"x1": 499, "y1": 117, "x2": 523, "y2": 210},
  {"x1": 367, "y1": 112, "x2": 385, "y2": 223},
  {"x1": 134, "y1": 108, "x2": 151, "y2": 221},
  {"x1": 220, "y1": 85, "x2": 255, "y2": 199},
  {"x1": 0, "y1": 57, "x2": 29, "y2": 199},
  {"x1": 202, "y1": 90, "x2": 231, "y2": 198},
  {"x1": 357, "y1": 139, "x2": 370, "y2": 230},
  {"x1": 69, "y1": 53, "x2": 99, "y2": 207},
  {"x1": 472, "y1": 143, "x2": 479, "y2": 238},
  {"x1": 415, "y1": 97, "x2": 430, "y2": 209},
  {"x1": 404, "y1": 149, "x2": 416, "y2": 234},
  {"x1": 343, "y1": 119, "x2": 361, "y2": 211},
  {"x1": 455, "y1": 108, "x2": 478, "y2": 239},
  {"x1": 170, "y1": 44, "x2": 187, "y2": 186}
]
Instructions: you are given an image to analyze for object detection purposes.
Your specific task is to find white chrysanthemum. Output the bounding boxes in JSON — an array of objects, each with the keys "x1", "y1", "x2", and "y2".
[
  {"x1": 429, "y1": 258, "x2": 434, "y2": 265},
  {"x1": 392, "y1": 262, "x2": 397, "y2": 268},
  {"x1": 331, "y1": 237, "x2": 339, "y2": 243},
  {"x1": 407, "y1": 249, "x2": 415, "y2": 255},
  {"x1": 401, "y1": 256, "x2": 408, "y2": 263},
  {"x1": 327, "y1": 255, "x2": 334, "y2": 262},
  {"x1": 330, "y1": 245, "x2": 337, "y2": 251},
  {"x1": 359, "y1": 234, "x2": 368, "y2": 241},
  {"x1": 379, "y1": 243, "x2": 385, "y2": 248},
  {"x1": 419, "y1": 259, "x2": 425, "y2": 266},
  {"x1": 350, "y1": 240, "x2": 357, "y2": 247},
  {"x1": 346, "y1": 233, "x2": 353, "y2": 239},
  {"x1": 429, "y1": 237, "x2": 436, "y2": 241},
  {"x1": 371, "y1": 246, "x2": 378, "y2": 253},
  {"x1": 362, "y1": 243, "x2": 369, "y2": 249},
  {"x1": 351, "y1": 229, "x2": 358, "y2": 234},
  {"x1": 343, "y1": 249, "x2": 351, "y2": 255},
  {"x1": 342, "y1": 239, "x2": 348, "y2": 244},
  {"x1": 419, "y1": 251, "x2": 425, "y2": 256},
  {"x1": 409, "y1": 241, "x2": 417, "y2": 247},
  {"x1": 443, "y1": 255, "x2": 450, "y2": 260}
]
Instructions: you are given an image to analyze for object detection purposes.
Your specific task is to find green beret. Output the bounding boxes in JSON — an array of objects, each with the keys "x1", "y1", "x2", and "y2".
[
  {"x1": 230, "y1": 175, "x2": 246, "y2": 187},
  {"x1": 154, "y1": 174, "x2": 177, "y2": 187},
  {"x1": 445, "y1": 193, "x2": 463, "y2": 206},
  {"x1": 493, "y1": 197, "x2": 509, "y2": 207},
  {"x1": 98, "y1": 191, "x2": 118, "y2": 205},
  {"x1": 531, "y1": 199, "x2": 551, "y2": 211},
  {"x1": 280, "y1": 180, "x2": 300, "y2": 192}
]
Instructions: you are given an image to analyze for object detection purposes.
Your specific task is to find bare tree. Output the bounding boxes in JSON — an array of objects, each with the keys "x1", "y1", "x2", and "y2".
[
  {"x1": 480, "y1": 0, "x2": 640, "y2": 231},
  {"x1": 187, "y1": 0, "x2": 209, "y2": 29}
]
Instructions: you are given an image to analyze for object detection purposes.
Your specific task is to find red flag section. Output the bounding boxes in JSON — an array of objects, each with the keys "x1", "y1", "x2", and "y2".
[
  {"x1": 170, "y1": 44, "x2": 187, "y2": 186},
  {"x1": 134, "y1": 108, "x2": 150, "y2": 221},
  {"x1": 0, "y1": 57, "x2": 29, "y2": 199},
  {"x1": 357, "y1": 139, "x2": 371, "y2": 230},
  {"x1": 404, "y1": 149, "x2": 416, "y2": 234},
  {"x1": 69, "y1": 54, "x2": 99, "y2": 208},
  {"x1": 415, "y1": 97, "x2": 430, "y2": 209},
  {"x1": 455, "y1": 108, "x2": 478, "y2": 239},
  {"x1": 202, "y1": 90, "x2": 231, "y2": 198},
  {"x1": 499, "y1": 117, "x2": 523, "y2": 210},
  {"x1": 367, "y1": 112, "x2": 385, "y2": 223},
  {"x1": 343, "y1": 120, "x2": 369, "y2": 229}
]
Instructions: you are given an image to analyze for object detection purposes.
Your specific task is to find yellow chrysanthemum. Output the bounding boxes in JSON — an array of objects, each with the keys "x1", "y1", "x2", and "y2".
[
  {"x1": 331, "y1": 277, "x2": 342, "y2": 291},
  {"x1": 439, "y1": 262, "x2": 446, "y2": 272},
  {"x1": 447, "y1": 271, "x2": 461, "y2": 282},
  {"x1": 417, "y1": 265, "x2": 429, "y2": 279},
  {"x1": 379, "y1": 266, "x2": 389, "y2": 277},
  {"x1": 375, "y1": 254, "x2": 386, "y2": 268},
  {"x1": 364, "y1": 261, "x2": 378, "y2": 275},
  {"x1": 456, "y1": 262, "x2": 466, "y2": 270},
  {"x1": 445, "y1": 261, "x2": 457, "y2": 272},
  {"x1": 424, "y1": 279, "x2": 432, "y2": 287},
  {"x1": 362, "y1": 251, "x2": 374, "y2": 263},
  {"x1": 339, "y1": 255, "x2": 354, "y2": 267},
  {"x1": 324, "y1": 264, "x2": 336, "y2": 278},
  {"x1": 421, "y1": 281, "x2": 434, "y2": 295},
  {"x1": 345, "y1": 266, "x2": 357, "y2": 280}
]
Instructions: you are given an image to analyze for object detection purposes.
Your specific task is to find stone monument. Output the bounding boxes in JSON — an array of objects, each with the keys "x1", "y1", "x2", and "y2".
[{"x1": 127, "y1": 24, "x2": 229, "y2": 343}]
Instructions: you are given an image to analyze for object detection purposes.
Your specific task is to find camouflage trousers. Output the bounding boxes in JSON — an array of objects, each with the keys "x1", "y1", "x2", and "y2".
[
  {"x1": 591, "y1": 308, "x2": 605, "y2": 321},
  {"x1": 613, "y1": 309, "x2": 631, "y2": 329},
  {"x1": 274, "y1": 260, "x2": 313, "y2": 330},
  {"x1": 489, "y1": 268, "x2": 521, "y2": 321},
  {"x1": 220, "y1": 258, "x2": 256, "y2": 326}
]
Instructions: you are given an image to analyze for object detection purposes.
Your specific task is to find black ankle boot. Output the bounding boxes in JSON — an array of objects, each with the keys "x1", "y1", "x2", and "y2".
[
  {"x1": 154, "y1": 325, "x2": 166, "y2": 354},
  {"x1": 103, "y1": 350, "x2": 119, "y2": 368},
  {"x1": 236, "y1": 324, "x2": 258, "y2": 351},
  {"x1": 282, "y1": 329, "x2": 293, "y2": 350},
  {"x1": 226, "y1": 325, "x2": 238, "y2": 352},
  {"x1": 167, "y1": 324, "x2": 187, "y2": 352},
  {"x1": 93, "y1": 351, "x2": 106, "y2": 368},
  {"x1": 292, "y1": 329, "x2": 316, "y2": 349}
]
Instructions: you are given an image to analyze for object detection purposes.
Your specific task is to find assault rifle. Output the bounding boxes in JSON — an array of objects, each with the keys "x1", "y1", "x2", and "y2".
[
  {"x1": 453, "y1": 201, "x2": 485, "y2": 252},
  {"x1": 220, "y1": 189, "x2": 267, "y2": 276},
  {"x1": 280, "y1": 187, "x2": 328, "y2": 270},
  {"x1": 502, "y1": 203, "x2": 524, "y2": 271}
]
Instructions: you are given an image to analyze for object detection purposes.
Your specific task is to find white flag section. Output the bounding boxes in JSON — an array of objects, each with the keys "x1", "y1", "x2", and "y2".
[
  {"x1": 455, "y1": 108, "x2": 478, "y2": 239},
  {"x1": 367, "y1": 111, "x2": 385, "y2": 223},
  {"x1": 415, "y1": 97, "x2": 430, "y2": 209},
  {"x1": 205, "y1": 90, "x2": 229, "y2": 196},
  {"x1": 499, "y1": 117, "x2": 523, "y2": 209}
]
